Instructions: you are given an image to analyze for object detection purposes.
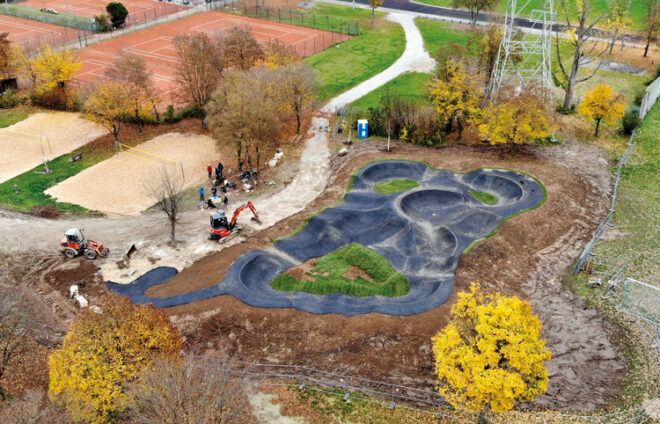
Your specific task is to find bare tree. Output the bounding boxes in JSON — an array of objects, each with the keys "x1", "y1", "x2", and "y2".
[
  {"x1": 0, "y1": 389, "x2": 72, "y2": 424},
  {"x1": 452, "y1": 0, "x2": 497, "y2": 27},
  {"x1": 223, "y1": 26, "x2": 264, "y2": 71},
  {"x1": 208, "y1": 68, "x2": 280, "y2": 174},
  {"x1": 106, "y1": 52, "x2": 160, "y2": 129},
  {"x1": 173, "y1": 33, "x2": 225, "y2": 128},
  {"x1": 273, "y1": 63, "x2": 319, "y2": 134},
  {"x1": 555, "y1": 0, "x2": 610, "y2": 109},
  {"x1": 143, "y1": 166, "x2": 185, "y2": 243},
  {"x1": 0, "y1": 33, "x2": 16, "y2": 80},
  {"x1": 126, "y1": 356, "x2": 253, "y2": 424},
  {"x1": 644, "y1": 0, "x2": 660, "y2": 57}
]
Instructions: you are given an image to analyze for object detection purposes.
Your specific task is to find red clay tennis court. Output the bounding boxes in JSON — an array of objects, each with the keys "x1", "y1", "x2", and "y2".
[
  {"x1": 20, "y1": 0, "x2": 186, "y2": 25},
  {"x1": 1, "y1": 15, "x2": 78, "y2": 48},
  {"x1": 74, "y1": 11, "x2": 351, "y2": 101}
]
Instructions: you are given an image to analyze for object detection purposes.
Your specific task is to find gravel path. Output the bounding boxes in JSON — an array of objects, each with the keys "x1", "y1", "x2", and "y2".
[{"x1": 322, "y1": 12, "x2": 435, "y2": 112}]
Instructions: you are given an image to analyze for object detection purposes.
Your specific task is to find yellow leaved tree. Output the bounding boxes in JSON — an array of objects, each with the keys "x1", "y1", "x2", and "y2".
[
  {"x1": 49, "y1": 295, "x2": 182, "y2": 423},
  {"x1": 429, "y1": 60, "x2": 481, "y2": 139},
  {"x1": 476, "y1": 93, "x2": 553, "y2": 146},
  {"x1": 578, "y1": 84, "x2": 625, "y2": 137},
  {"x1": 369, "y1": 0, "x2": 383, "y2": 28},
  {"x1": 432, "y1": 283, "x2": 551, "y2": 414},
  {"x1": 33, "y1": 44, "x2": 81, "y2": 91},
  {"x1": 84, "y1": 80, "x2": 137, "y2": 146}
]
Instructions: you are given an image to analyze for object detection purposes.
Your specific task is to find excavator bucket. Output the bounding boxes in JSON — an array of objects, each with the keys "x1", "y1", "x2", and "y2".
[{"x1": 251, "y1": 216, "x2": 262, "y2": 224}]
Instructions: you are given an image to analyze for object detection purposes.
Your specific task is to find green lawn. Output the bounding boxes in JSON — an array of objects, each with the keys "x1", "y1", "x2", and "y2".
[
  {"x1": 470, "y1": 191, "x2": 498, "y2": 204},
  {"x1": 415, "y1": 18, "x2": 475, "y2": 57},
  {"x1": 0, "y1": 151, "x2": 109, "y2": 214},
  {"x1": 305, "y1": 20, "x2": 406, "y2": 101},
  {"x1": 0, "y1": 109, "x2": 30, "y2": 128},
  {"x1": 412, "y1": 0, "x2": 647, "y2": 31},
  {"x1": 351, "y1": 72, "x2": 433, "y2": 110},
  {"x1": 374, "y1": 178, "x2": 420, "y2": 194},
  {"x1": 271, "y1": 243, "x2": 410, "y2": 297},
  {"x1": 2, "y1": 5, "x2": 94, "y2": 32},
  {"x1": 592, "y1": 102, "x2": 660, "y2": 283}
]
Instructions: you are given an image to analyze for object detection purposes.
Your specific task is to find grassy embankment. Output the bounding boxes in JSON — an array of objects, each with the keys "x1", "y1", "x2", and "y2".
[
  {"x1": 304, "y1": 4, "x2": 405, "y2": 101},
  {"x1": 411, "y1": 0, "x2": 647, "y2": 31},
  {"x1": 271, "y1": 243, "x2": 410, "y2": 297}
]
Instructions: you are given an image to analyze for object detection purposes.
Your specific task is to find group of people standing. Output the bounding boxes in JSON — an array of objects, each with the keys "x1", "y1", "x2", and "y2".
[{"x1": 199, "y1": 162, "x2": 228, "y2": 209}]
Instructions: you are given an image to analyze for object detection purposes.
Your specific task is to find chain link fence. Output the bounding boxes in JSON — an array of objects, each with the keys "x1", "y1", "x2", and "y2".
[
  {"x1": 211, "y1": 0, "x2": 360, "y2": 36},
  {"x1": 193, "y1": 357, "x2": 656, "y2": 423}
]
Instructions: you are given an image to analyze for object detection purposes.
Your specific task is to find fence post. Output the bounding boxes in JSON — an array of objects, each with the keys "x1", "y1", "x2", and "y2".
[{"x1": 298, "y1": 366, "x2": 306, "y2": 390}]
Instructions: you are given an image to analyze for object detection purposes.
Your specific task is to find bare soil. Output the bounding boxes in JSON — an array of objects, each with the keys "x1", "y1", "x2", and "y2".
[{"x1": 154, "y1": 139, "x2": 624, "y2": 412}]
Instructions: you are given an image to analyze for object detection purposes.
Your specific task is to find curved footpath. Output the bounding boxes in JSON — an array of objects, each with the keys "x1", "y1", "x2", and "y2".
[
  {"x1": 0, "y1": 12, "x2": 430, "y2": 283},
  {"x1": 322, "y1": 12, "x2": 435, "y2": 112}
]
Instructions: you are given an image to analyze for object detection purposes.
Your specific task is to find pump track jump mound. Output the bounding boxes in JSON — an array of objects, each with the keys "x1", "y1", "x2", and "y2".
[{"x1": 108, "y1": 160, "x2": 545, "y2": 316}]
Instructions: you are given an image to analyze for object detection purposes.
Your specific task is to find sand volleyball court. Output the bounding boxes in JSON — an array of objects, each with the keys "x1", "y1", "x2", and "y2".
[
  {"x1": 45, "y1": 133, "x2": 219, "y2": 216},
  {"x1": 0, "y1": 112, "x2": 105, "y2": 184}
]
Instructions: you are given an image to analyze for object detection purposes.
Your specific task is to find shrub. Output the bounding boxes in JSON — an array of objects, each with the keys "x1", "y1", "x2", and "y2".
[
  {"x1": 106, "y1": 2, "x2": 128, "y2": 28},
  {"x1": 622, "y1": 109, "x2": 641, "y2": 136},
  {"x1": 163, "y1": 104, "x2": 180, "y2": 123},
  {"x1": 0, "y1": 89, "x2": 18, "y2": 108},
  {"x1": 556, "y1": 103, "x2": 576, "y2": 115},
  {"x1": 179, "y1": 104, "x2": 204, "y2": 119},
  {"x1": 94, "y1": 14, "x2": 112, "y2": 32}
]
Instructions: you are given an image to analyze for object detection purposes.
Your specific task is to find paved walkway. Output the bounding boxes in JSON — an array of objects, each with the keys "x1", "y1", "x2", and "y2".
[{"x1": 322, "y1": 12, "x2": 435, "y2": 112}]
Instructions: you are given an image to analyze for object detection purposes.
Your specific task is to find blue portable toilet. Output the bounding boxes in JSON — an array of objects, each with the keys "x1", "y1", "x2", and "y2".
[{"x1": 357, "y1": 119, "x2": 368, "y2": 139}]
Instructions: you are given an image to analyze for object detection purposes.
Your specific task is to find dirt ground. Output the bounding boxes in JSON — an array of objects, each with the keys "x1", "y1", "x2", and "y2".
[
  {"x1": 0, "y1": 112, "x2": 105, "y2": 184},
  {"x1": 142, "y1": 138, "x2": 625, "y2": 412},
  {"x1": 45, "y1": 133, "x2": 219, "y2": 216}
]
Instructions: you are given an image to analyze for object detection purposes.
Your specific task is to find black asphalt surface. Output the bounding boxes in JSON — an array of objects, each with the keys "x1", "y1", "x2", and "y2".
[
  {"x1": 107, "y1": 161, "x2": 544, "y2": 316},
  {"x1": 339, "y1": 0, "x2": 644, "y2": 44}
]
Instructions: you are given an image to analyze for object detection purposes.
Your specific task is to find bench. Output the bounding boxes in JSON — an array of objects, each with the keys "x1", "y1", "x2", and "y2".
[{"x1": 69, "y1": 153, "x2": 83, "y2": 162}]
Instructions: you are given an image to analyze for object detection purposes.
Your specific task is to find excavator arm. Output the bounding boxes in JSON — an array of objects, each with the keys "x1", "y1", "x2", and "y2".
[{"x1": 228, "y1": 201, "x2": 260, "y2": 230}]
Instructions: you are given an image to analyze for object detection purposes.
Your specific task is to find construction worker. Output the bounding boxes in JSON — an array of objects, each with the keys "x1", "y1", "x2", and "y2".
[
  {"x1": 198, "y1": 186, "x2": 205, "y2": 202},
  {"x1": 207, "y1": 164, "x2": 212, "y2": 178}
]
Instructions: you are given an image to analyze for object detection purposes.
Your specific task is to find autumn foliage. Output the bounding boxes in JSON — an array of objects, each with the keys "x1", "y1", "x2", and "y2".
[
  {"x1": 48, "y1": 295, "x2": 182, "y2": 423},
  {"x1": 432, "y1": 283, "x2": 551, "y2": 413},
  {"x1": 578, "y1": 84, "x2": 625, "y2": 137},
  {"x1": 429, "y1": 60, "x2": 481, "y2": 138},
  {"x1": 475, "y1": 93, "x2": 553, "y2": 145}
]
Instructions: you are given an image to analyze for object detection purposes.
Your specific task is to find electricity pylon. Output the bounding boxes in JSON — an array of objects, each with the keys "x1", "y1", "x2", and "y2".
[{"x1": 486, "y1": 0, "x2": 555, "y2": 102}]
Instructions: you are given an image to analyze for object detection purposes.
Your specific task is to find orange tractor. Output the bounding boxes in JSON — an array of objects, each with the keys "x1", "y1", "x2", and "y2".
[
  {"x1": 59, "y1": 228, "x2": 109, "y2": 260},
  {"x1": 209, "y1": 201, "x2": 261, "y2": 242}
]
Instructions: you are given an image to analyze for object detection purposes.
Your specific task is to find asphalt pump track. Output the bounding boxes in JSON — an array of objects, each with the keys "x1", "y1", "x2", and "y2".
[{"x1": 108, "y1": 160, "x2": 545, "y2": 316}]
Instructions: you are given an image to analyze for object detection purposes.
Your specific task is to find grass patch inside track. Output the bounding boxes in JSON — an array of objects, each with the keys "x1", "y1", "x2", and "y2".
[
  {"x1": 271, "y1": 243, "x2": 410, "y2": 297},
  {"x1": 470, "y1": 190, "x2": 498, "y2": 205},
  {"x1": 374, "y1": 178, "x2": 420, "y2": 194}
]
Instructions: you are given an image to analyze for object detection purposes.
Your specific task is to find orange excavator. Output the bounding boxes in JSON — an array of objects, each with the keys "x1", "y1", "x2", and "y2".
[
  {"x1": 209, "y1": 201, "x2": 261, "y2": 242},
  {"x1": 59, "y1": 228, "x2": 109, "y2": 260}
]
